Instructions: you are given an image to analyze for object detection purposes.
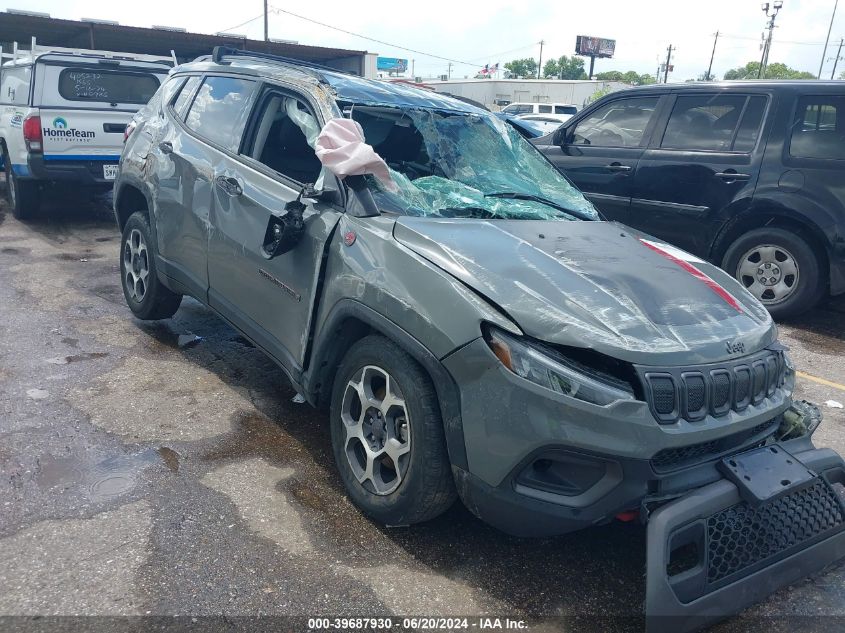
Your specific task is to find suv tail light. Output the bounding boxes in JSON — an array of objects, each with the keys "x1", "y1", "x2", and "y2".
[{"x1": 23, "y1": 115, "x2": 43, "y2": 153}]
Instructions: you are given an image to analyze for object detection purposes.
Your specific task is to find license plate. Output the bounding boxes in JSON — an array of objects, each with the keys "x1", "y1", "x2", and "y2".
[{"x1": 103, "y1": 164, "x2": 119, "y2": 180}]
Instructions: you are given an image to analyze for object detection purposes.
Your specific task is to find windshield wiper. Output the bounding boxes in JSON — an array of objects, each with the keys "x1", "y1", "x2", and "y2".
[{"x1": 484, "y1": 192, "x2": 594, "y2": 221}]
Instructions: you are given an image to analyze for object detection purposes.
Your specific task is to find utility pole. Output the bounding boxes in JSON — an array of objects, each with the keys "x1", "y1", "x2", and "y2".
[
  {"x1": 447, "y1": 62, "x2": 453, "y2": 80},
  {"x1": 537, "y1": 40, "x2": 544, "y2": 79},
  {"x1": 263, "y1": 0, "x2": 269, "y2": 41},
  {"x1": 706, "y1": 31, "x2": 719, "y2": 81},
  {"x1": 819, "y1": 0, "x2": 839, "y2": 78},
  {"x1": 411, "y1": 59, "x2": 415, "y2": 79},
  {"x1": 663, "y1": 44, "x2": 673, "y2": 83},
  {"x1": 832, "y1": 38, "x2": 844, "y2": 79},
  {"x1": 758, "y1": 2, "x2": 783, "y2": 79}
]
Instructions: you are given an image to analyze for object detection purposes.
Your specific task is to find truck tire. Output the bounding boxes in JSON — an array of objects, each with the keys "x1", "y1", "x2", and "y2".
[
  {"x1": 120, "y1": 211, "x2": 182, "y2": 320},
  {"x1": 330, "y1": 335, "x2": 457, "y2": 525},
  {"x1": 4, "y1": 149, "x2": 40, "y2": 220},
  {"x1": 722, "y1": 227, "x2": 823, "y2": 320}
]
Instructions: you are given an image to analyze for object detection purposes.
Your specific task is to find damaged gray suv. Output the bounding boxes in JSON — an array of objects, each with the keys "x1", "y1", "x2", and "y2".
[{"x1": 115, "y1": 47, "x2": 845, "y2": 630}]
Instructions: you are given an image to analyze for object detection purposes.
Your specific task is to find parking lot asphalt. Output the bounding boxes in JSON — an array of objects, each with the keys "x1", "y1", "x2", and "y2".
[{"x1": 1, "y1": 196, "x2": 845, "y2": 632}]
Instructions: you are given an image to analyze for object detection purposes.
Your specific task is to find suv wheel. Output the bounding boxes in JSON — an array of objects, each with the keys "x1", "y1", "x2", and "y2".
[
  {"x1": 4, "y1": 148, "x2": 40, "y2": 220},
  {"x1": 330, "y1": 335, "x2": 457, "y2": 525},
  {"x1": 120, "y1": 211, "x2": 182, "y2": 320},
  {"x1": 722, "y1": 227, "x2": 823, "y2": 320}
]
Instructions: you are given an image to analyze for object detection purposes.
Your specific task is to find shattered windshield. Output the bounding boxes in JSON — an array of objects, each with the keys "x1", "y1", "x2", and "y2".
[{"x1": 349, "y1": 106, "x2": 598, "y2": 221}]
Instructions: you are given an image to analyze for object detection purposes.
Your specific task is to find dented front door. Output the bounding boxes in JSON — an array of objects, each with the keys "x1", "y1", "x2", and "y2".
[{"x1": 207, "y1": 156, "x2": 342, "y2": 371}]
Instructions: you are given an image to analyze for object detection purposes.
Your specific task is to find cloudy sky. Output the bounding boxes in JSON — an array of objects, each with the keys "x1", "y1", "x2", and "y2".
[{"x1": 7, "y1": 0, "x2": 845, "y2": 80}]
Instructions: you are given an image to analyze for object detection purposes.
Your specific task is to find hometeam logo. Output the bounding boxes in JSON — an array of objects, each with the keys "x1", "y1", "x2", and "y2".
[{"x1": 42, "y1": 117, "x2": 94, "y2": 140}]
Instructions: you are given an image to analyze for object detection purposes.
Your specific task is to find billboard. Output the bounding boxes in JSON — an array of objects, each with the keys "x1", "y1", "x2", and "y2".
[
  {"x1": 377, "y1": 57, "x2": 408, "y2": 73},
  {"x1": 575, "y1": 36, "x2": 616, "y2": 58}
]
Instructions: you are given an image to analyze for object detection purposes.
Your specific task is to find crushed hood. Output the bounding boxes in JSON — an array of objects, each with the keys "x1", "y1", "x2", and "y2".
[{"x1": 393, "y1": 218, "x2": 776, "y2": 365}]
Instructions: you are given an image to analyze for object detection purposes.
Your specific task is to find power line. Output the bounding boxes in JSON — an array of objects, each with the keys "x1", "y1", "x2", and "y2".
[
  {"x1": 269, "y1": 5, "x2": 480, "y2": 67},
  {"x1": 217, "y1": 12, "x2": 265, "y2": 34}
]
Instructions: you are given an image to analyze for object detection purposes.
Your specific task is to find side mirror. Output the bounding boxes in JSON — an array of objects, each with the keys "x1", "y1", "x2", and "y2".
[
  {"x1": 261, "y1": 188, "x2": 309, "y2": 258},
  {"x1": 552, "y1": 125, "x2": 570, "y2": 147}
]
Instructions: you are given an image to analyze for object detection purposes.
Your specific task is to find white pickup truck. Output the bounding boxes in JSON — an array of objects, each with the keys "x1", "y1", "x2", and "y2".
[{"x1": 0, "y1": 44, "x2": 172, "y2": 218}]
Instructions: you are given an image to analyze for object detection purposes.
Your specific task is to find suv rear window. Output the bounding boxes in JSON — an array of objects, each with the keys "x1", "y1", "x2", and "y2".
[
  {"x1": 790, "y1": 96, "x2": 845, "y2": 161},
  {"x1": 58, "y1": 68, "x2": 160, "y2": 104}
]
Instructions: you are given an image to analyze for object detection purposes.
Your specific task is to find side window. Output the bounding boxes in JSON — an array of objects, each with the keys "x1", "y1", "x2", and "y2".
[
  {"x1": 171, "y1": 76, "x2": 201, "y2": 118},
  {"x1": 185, "y1": 76, "x2": 258, "y2": 153},
  {"x1": 789, "y1": 95, "x2": 845, "y2": 161},
  {"x1": 661, "y1": 94, "x2": 749, "y2": 151},
  {"x1": 246, "y1": 93, "x2": 322, "y2": 184},
  {"x1": 518, "y1": 104, "x2": 533, "y2": 114},
  {"x1": 538, "y1": 104, "x2": 552, "y2": 114},
  {"x1": 555, "y1": 105, "x2": 577, "y2": 115},
  {"x1": 733, "y1": 96, "x2": 767, "y2": 152},
  {"x1": 1, "y1": 66, "x2": 31, "y2": 105},
  {"x1": 572, "y1": 96, "x2": 659, "y2": 147}
]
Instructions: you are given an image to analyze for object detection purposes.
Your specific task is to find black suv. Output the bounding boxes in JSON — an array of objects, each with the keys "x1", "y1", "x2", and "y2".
[{"x1": 535, "y1": 81, "x2": 845, "y2": 319}]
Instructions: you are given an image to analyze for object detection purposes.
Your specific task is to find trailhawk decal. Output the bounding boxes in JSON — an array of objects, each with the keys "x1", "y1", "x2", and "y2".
[
  {"x1": 42, "y1": 117, "x2": 95, "y2": 142},
  {"x1": 639, "y1": 238, "x2": 744, "y2": 313}
]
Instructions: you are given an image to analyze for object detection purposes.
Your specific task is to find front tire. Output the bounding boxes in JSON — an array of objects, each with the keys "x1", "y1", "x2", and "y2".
[
  {"x1": 722, "y1": 227, "x2": 823, "y2": 320},
  {"x1": 4, "y1": 149, "x2": 40, "y2": 220},
  {"x1": 120, "y1": 211, "x2": 182, "y2": 320},
  {"x1": 330, "y1": 335, "x2": 457, "y2": 525}
]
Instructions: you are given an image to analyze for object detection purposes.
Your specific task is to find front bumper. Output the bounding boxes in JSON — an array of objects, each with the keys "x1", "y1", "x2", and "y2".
[
  {"x1": 443, "y1": 338, "x2": 792, "y2": 536},
  {"x1": 646, "y1": 445, "x2": 845, "y2": 632}
]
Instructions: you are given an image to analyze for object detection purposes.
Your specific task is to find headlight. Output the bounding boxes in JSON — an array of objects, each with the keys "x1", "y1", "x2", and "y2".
[{"x1": 483, "y1": 327, "x2": 636, "y2": 406}]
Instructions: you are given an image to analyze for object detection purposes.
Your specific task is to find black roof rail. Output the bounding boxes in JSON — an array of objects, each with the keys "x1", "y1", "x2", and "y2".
[{"x1": 210, "y1": 45, "x2": 354, "y2": 77}]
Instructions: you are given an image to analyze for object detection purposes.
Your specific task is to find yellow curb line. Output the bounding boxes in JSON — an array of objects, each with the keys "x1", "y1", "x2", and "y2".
[{"x1": 797, "y1": 370, "x2": 845, "y2": 393}]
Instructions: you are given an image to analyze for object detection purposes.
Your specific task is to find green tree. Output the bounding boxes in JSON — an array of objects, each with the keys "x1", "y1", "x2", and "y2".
[
  {"x1": 724, "y1": 61, "x2": 815, "y2": 80},
  {"x1": 840, "y1": 70, "x2": 845, "y2": 79},
  {"x1": 540, "y1": 55, "x2": 586, "y2": 79},
  {"x1": 595, "y1": 70, "x2": 655, "y2": 85},
  {"x1": 504, "y1": 57, "x2": 538, "y2": 79},
  {"x1": 587, "y1": 86, "x2": 614, "y2": 103}
]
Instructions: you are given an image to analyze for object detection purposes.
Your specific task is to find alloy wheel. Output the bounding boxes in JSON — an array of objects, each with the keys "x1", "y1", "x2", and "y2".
[
  {"x1": 123, "y1": 228, "x2": 150, "y2": 303},
  {"x1": 340, "y1": 365, "x2": 411, "y2": 495},
  {"x1": 736, "y1": 244, "x2": 799, "y2": 305}
]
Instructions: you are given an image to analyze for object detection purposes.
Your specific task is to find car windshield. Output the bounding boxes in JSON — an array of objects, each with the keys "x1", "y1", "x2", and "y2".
[{"x1": 350, "y1": 106, "x2": 598, "y2": 221}]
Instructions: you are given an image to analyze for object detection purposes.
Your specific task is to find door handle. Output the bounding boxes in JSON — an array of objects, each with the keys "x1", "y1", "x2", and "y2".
[
  {"x1": 606, "y1": 162, "x2": 632, "y2": 172},
  {"x1": 158, "y1": 141, "x2": 173, "y2": 154},
  {"x1": 215, "y1": 175, "x2": 243, "y2": 196},
  {"x1": 715, "y1": 171, "x2": 751, "y2": 181}
]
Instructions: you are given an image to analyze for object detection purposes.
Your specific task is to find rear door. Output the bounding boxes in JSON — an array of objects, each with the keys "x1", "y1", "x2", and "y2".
[
  {"x1": 207, "y1": 85, "x2": 343, "y2": 370},
  {"x1": 150, "y1": 74, "x2": 259, "y2": 299},
  {"x1": 628, "y1": 92, "x2": 769, "y2": 257},
  {"x1": 539, "y1": 94, "x2": 663, "y2": 222},
  {"x1": 34, "y1": 58, "x2": 168, "y2": 182}
]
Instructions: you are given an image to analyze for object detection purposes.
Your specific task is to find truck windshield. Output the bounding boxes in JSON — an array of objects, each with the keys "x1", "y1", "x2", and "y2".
[{"x1": 351, "y1": 106, "x2": 598, "y2": 221}]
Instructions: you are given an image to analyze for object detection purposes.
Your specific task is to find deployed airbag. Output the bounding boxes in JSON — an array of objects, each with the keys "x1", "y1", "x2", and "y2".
[{"x1": 315, "y1": 118, "x2": 397, "y2": 191}]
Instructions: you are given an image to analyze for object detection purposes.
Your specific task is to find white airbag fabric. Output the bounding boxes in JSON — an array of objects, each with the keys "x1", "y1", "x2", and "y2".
[{"x1": 315, "y1": 118, "x2": 397, "y2": 191}]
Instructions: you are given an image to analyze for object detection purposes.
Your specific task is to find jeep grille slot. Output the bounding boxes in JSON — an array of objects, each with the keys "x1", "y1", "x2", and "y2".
[{"x1": 639, "y1": 349, "x2": 786, "y2": 424}]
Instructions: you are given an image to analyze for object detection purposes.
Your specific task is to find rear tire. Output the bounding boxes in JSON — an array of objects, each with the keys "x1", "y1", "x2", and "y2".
[
  {"x1": 4, "y1": 148, "x2": 40, "y2": 220},
  {"x1": 722, "y1": 227, "x2": 823, "y2": 320},
  {"x1": 330, "y1": 335, "x2": 457, "y2": 525},
  {"x1": 120, "y1": 211, "x2": 182, "y2": 320}
]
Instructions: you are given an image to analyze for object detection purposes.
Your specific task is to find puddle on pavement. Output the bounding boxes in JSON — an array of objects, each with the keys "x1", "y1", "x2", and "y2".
[
  {"x1": 61, "y1": 337, "x2": 79, "y2": 348},
  {"x1": 46, "y1": 352, "x2": 109, "y2": 365},
  {"x1": 35, "y1": 446, "x2": 179, "y2": 501}
]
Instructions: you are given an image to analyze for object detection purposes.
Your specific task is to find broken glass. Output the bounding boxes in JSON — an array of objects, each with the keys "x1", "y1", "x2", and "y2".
[{"x1": 350, "y1": 106, "x2": 599, "y2": 221}]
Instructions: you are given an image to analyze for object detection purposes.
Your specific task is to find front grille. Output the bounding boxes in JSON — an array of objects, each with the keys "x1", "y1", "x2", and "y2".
[
  {"x1": 639, "y1": 348, "x2": 786, "y2": 424},
  {"x1": 651, "y1": 418, "x2": 779, "y2": 472},
  {"x1": 707, "y1": 480, "x2": 845, "y2": 585}
]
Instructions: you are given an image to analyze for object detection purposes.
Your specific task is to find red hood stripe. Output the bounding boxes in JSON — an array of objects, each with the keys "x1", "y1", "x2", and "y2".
[{"x1": 640, "y1": 239, "x2": 744, "y2": 313}]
